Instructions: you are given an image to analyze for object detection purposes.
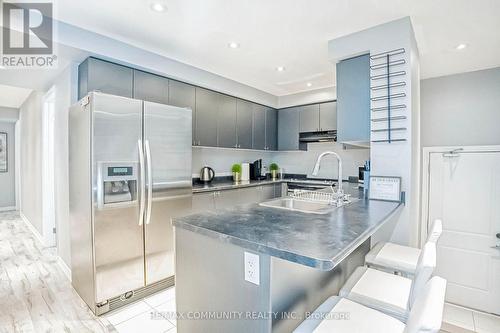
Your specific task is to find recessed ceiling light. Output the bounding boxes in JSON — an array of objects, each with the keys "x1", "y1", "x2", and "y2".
[
  {"x1": 276, "y1": 66, "x2": 285, "y2": 72},
  {"x1": 228, "y1": 42, "x2": 240, "y2": 49},
  {"x1": 150, "y1": 2, "x2": 167, "y2": 12},
  {"x1": 0, "y1": 65, "x2": 5, "y2": 69},
  {"x1": 306, "y1": 82, "x2": 312, "y2": 87},
  {"x1": 455, "y1": 43, "x2": 467, "y2": 50}
]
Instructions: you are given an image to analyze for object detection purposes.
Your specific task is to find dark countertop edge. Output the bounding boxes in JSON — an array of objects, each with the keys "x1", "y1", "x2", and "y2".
[
  {"x1": 192, "y1": 179, "x2": 285, "y2": 193},
  {"x1": 175, "y1": 202, "x2": 404, "y2": 271}
]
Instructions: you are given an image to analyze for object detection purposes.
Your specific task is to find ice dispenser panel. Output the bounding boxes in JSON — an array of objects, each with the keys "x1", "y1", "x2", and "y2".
[{"x1": 98, "y1": 162, "x2": 138, "y2": 207}]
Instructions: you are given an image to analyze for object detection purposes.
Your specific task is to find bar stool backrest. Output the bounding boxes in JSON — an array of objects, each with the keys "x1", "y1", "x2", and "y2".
[
  {"x1": 409, "y1": 242, "x2": 436, "y2": 306},
  {"x1": 427, "y1": 219, "x2": 443, "y2": 244}
]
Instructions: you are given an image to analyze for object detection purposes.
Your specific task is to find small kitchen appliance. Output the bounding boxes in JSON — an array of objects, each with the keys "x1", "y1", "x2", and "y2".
[
  {"x1": 250, "y1": 159, "x2": 265, "y2": 180},
  {"x1": 200, "y1": 166, "x2": 215, "y2": 183}
]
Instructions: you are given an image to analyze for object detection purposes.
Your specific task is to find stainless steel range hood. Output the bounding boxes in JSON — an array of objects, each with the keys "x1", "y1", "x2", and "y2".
[{"x1": 299, "y1": 130, "x2": 337, "y2": 143}]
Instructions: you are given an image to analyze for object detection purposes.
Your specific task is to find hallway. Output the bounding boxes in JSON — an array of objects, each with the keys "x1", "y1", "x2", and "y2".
[{"x1": 0, "y1": 211, "x2": 112, "y2": 333}]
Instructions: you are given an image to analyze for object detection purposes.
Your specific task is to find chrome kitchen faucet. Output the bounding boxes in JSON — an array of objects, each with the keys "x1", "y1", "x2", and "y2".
[{"x1": 311, "y1": 151, "x2": 344, "y2": 206}]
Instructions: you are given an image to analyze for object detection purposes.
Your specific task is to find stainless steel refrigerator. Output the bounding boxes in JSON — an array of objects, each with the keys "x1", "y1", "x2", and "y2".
[{"x1": 69, "y1": 92, "x2": 192, "y2": 315}]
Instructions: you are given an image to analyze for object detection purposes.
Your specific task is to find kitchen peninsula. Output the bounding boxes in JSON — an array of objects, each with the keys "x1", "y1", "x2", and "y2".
[{"x1": 173, "y1": 183, "x2": 402, "y2": 333}]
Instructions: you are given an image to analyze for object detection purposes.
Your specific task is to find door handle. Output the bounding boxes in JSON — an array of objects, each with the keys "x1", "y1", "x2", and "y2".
[
  {"x1": 491, "y1": 245, "x2": 500, "y2": 250},
  {"x1": 145, "y1": 140, "x2": 153, "y2": 225},
  {"x1": 138, "y1": 140, "x2": 146, "y2": 226},
  {"x1": 496, "y1": 233, "x2": 500, "y2": 240}
]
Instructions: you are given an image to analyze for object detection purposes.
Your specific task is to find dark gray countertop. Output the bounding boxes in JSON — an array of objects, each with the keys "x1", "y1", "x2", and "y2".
[
  {"x1": 174, "y1": 184, "x2": 403, "y2": 270},
  {"x1": 192, "y1": 178, "x2": 336, "y2": 193},
  {"x1": 193, "y1": 179, "x2": 285, "y2": 193}
]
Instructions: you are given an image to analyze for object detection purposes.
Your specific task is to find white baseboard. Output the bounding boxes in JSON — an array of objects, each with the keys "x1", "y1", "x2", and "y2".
[
  {"x1": 20, "y1": 211, "x2": 46, "y2": 247},
  {"x1": 57, "y1": 256, "x2": 72, "y2": 282},
  {"x1": 0, "y1": 206, "x2": 16, "y2": 212}
]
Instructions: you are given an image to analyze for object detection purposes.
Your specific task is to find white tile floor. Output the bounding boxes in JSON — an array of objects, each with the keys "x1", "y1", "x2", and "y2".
[
  {"x1": 442, "y1": 303, "x2": 500, "y2": 333},
  {"x1": 103, "y1": 288, "x2": 177, "y2": 333}
]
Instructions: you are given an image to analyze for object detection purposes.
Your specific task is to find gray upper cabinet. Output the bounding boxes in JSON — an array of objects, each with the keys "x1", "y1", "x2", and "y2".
[
  {"x1": 133, "y1": 70, "x2": 169, "y2": 104},
  {"x1": 252, "y1": 104, "x2": 266, "y2": 150},
  {"x1": 278, "y1": 107, "x2": 300, "y2": 150},
  {"x1": 168, "y1": 80, "x2": 196, "y2": 144},
  {"x1": 78, "y1": 58, "x2": 133, "y2": 99},
  {"x1": 265, "y1": 108, "x2": 277, "y2": 150},
  {"x1": 336, "y1": 54, "x2": 370, "y2": 142},
  {"x1": 217, "y1": 95, "x2": 237, "y2": 148},
  {"x1": 319, "y1": 102, "x2": 337, "y2": 131},
  {"x1": 236, "y1": 100, "x2": 253, "y2": 149},
  {"x1": 299, "y1": 104, "x2": 320, "y2": 133},
  {"x1": 195, "y1": 88, "x2": 218, "y2": 147}
]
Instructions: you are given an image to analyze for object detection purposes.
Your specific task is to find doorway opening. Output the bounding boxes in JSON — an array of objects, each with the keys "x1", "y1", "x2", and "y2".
[{"x1": 42, "y1": 87, "x2": 56, "y2": 246}]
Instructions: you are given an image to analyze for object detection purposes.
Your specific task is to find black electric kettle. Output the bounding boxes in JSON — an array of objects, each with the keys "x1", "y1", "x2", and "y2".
[{"x1": 200, "y1": 166, "x2": 215, "y2": 183}]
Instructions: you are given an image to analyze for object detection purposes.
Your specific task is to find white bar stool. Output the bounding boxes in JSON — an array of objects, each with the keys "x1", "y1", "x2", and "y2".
[
  {"x1": 365, "y1": 219, "x2": 442, "y2": 277},
  {"x1": 337, "y1": 242, "x2": 436, "y2": 322},
  {"x1": 294, "y1": 276, "x2": 447, "y2": 333}
]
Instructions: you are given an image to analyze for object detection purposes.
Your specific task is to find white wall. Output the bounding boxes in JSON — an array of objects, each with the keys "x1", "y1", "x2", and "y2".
[
  {"x1": 278, "y1": 87, "x2": 336, "y2": 109},
  {"x1": 51, "y1": 64, "x2": 79, "y2": 266},
  {"x1": 421, "y1": 67, "x2": 500, "y2": 147},
  {"x1": 0, "y1": 121, "x2": 16, "y2": 209},
  {"x1": 19, "y1": 91, "x2": 44, "y2": 233}
]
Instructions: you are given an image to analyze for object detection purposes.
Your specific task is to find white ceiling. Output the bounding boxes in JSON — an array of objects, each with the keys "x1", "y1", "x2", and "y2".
[
  {"x1": 0, "y1": 84, "x2": 32, "y2": 108},
  {"x1": 53, "y1": 0, "x2": 500, "y2": 96}
]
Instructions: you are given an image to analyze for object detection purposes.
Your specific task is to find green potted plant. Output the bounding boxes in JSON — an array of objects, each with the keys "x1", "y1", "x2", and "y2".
[
  {"x1": 269, "y1": 163, "x2": 279, "y2": 180},
  {"x1": 231, "y1": 163, "x2": 242, "y2": 183}
]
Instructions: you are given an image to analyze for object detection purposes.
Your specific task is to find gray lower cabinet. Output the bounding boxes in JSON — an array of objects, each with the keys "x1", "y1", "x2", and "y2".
[
  {"x1": 192, "y1": 184, "x2": 280, "y2": 214},
  {"x1": 195, "y1": 88, "x2": 219, "y2": 147},
  {"x1": 299, "y1": 104, "x2": 320, "y2": 133},
  {"x1": 265, "y1": 108, "x2": 278, "y2": 150},
  {"x1": 192, "y1": 192, "x2": 216, "y2": 213},
  {"x1": 236, "y1": 100, "x2": 253, "y2": 149},
  {"x1": 78, "y1": 57, "x2": 133, "y2": 99},
  {"x1": 217, "y1": 95, "x2": 237, "y2": 148},
  {"x1": 278, "y1": 107, "x2": 300, "y2": 150},
  {"x1": 336, "y1": 54, "x2": 370, "y2": 142},
  {"x1": 252, "y1": 105, "x2": 267, "y2": 150},
  {"x1": 168, "y1": 80, "x2": 196, "y2": 145},
  {"x1": 133, "y1": 70, "x2": 169, "y2": 104},
  {"x1": 319, "y1": 102, "x2": 337, "y2": 131}
]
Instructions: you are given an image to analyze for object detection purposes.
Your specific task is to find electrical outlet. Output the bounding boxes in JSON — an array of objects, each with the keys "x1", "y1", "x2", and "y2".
[{"x1": 244, "y1": 252, "x2": 260, "y2": 285}]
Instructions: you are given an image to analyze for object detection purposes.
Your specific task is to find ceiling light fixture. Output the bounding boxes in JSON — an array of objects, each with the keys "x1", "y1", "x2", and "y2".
[
  {"x1": 306, "y1": 82, "x2": 312, "y2": 87},
  {"x1": 0, "y1": 65, "x2": 5, "y2": 70},
  {"x1": 150, "y1": 2, "x2": 167, "y2": 12},
  {"x1": 276, "y1": 66, "x2": 285, "y2": 72},
  {"x1": 228, "y1": 42, "x2": 240, "y2": 49},
  {"x1": 455, "y1": 43, "x2": 467, "y2": 50}
]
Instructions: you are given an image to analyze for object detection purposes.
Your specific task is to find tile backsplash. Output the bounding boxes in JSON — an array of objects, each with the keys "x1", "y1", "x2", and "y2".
[{"x1": 192, "y1": 142, "x2": 369, "y2": 180}]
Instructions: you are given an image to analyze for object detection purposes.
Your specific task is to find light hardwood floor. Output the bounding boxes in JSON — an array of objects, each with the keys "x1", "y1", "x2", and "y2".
[{"x1": 0, "y1": 211, "x2": 115, "y2": 333}]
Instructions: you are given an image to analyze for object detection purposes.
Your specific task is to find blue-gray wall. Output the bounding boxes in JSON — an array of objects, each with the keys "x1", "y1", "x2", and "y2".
[{"x1": 421, "y1": 67, "x2": 500, "y2": 147}]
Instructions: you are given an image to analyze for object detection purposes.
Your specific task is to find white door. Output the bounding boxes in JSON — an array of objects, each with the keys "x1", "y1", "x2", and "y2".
[{"x1": 427, "y1": 148, "x2": 500, "y2": 315}]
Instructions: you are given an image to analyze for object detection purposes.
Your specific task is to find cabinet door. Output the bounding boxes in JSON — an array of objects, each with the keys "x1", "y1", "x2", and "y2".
[
  {"x1": 260, "y1": 185, "x2": 275, "y2": 201},
  {"x1": 319, "y1": 102, "x2": 337, "y2": 131},
  {"x1": 237, "y1": 187, "x2": 262, "y2": 204},
  {"x1": 236, "y1": 100, "x2": 253, "y2": 149},
  {"x1": 192, "y1": 192, "x2": 216, "y2": 214},
  {"x1": 168, "y1": 80, "x2": 196, "y2": 145},
  {"x1": 278, "y1": 107, "x2": 300, "y2": 150},
  {"x1": 80, "y1": 58, "x2": 133, "y2": 99},
  {"x1": 299, "y1": 104, "x2": 320, "y2": 133},
  {"x1": 217, "y1": 95, "x2": 237, "y2": 148},
  {"x1": 336, "y1": 54, "x2": 370, "y2": 142},
  {"x1": 133, "y1": 70, "x2": 169, "y2": 104},
  {"x1": 274, "y1": 183, "x2": 283, "y2": 198},
  {"x1": 252, "y1": 104, "x2": 266, "y2": 150},
  {"x1": 195, "y1": 88, "x2": 219, "y2": 147},
  {"x1": 265, "y1": 108, "x2": 278, "y2": 150},
  {"x1": 215, "y1": 190, "x2": 239, "y2": 209}
]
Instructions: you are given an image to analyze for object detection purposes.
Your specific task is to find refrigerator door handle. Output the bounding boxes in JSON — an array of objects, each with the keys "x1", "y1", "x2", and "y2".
[
  {"x1": 145, "y1": 139, "x2": 153, "y2": 225},
  {"x1": 138, "y1": 140, "x2": 146, "y2": 226}
]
